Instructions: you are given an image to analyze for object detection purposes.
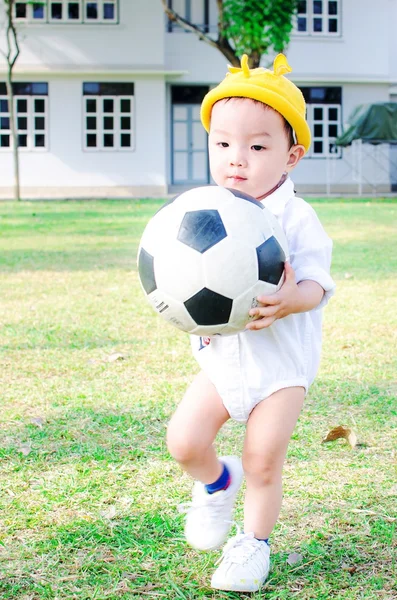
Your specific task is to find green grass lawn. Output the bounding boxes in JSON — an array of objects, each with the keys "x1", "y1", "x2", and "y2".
[{"x1": 0, "y1": 198, "x2": 396, "y2": 599}]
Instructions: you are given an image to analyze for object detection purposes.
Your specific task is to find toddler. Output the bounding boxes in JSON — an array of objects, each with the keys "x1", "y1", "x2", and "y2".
[{"x1": 167, "y1": 54, "x2": 335, "y2": 592}]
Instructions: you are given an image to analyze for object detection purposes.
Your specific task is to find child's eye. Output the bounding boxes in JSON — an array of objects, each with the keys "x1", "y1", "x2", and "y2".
[
  {"x1": 252, "y1": 145, "x2": 265, "y2": 151},
  {"x1": 218, "y1": 142, "x2": 229, "y2": 148}
]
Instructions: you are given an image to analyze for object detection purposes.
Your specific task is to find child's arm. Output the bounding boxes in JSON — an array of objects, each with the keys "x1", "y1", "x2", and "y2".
[
  {"x1": 245, "y1": 262, "x2": 324, "y2": 330},
  {"x1": 245, "y1": 201, "x2": 335, "y2": 331}
]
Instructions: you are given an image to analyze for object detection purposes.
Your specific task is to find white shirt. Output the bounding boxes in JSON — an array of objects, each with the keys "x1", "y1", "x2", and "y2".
[{"x1": 190, "y1": 178, "x2": 336, "y2": 422}]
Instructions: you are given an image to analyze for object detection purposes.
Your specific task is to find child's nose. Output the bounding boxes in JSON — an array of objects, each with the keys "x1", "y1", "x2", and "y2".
[{"x1": 229, "y1": 149, "x2": 247, "y2": 167}]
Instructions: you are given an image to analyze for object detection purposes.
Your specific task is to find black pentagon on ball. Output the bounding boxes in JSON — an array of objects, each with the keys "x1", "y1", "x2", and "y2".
[
  {"x1": 184, "y1": 288, "x2": 233, "y2": 326},
  {"x1": 138, "y1": 247, "x2": 157, "y2": 294},
  {"x1": 256, "y1": 236, "x2": 286, "y2": 285},
  {"x1": 226, "y1": 188, "x2": 264, "y2": 209},
  {"x1": 178, "y1": 209, "x2": 227, "y2": 253}
]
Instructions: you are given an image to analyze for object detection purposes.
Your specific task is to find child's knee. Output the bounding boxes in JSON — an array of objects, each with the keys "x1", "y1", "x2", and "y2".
[
  {"x1": 242, "y1": 452, "x2": 282, "y2": 486},
  {"x1": 166, "y1": 421, "x2": 200, "y2": 464}
]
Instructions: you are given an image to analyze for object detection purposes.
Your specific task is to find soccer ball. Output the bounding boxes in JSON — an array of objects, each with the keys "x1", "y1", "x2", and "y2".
[{"x1": 137, "y1": 186, "x2": 289, "y2": 336}]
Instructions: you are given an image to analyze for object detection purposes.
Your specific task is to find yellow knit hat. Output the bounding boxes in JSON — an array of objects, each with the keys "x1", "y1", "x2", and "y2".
[{"x1": 201, "y1": 54, "x2": 311, "y2": 153}]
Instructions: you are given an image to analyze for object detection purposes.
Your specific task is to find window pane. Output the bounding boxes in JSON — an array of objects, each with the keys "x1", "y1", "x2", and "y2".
[
  {"x1": 120, "y1": 116, "x2": 131, "y2": 130},
  {"x1": 328, "y1": 19, "x2": 337, "y2": 33},
  {"x1": 16, "y1": 3, "x2": 27, "y2": 18},
  {"x1": 297, "y1": 1, "x2": 306, "y2": 12},
  {"x1": 313, "y1": 1, "x2": 323, "y2": 14},
  {"x1": 51, "y1": 3, "x2": 63, "y2": 18},
  {"x1": 17, "y1": 116, "x2": 27, "y2": 129},
  {"x1": 32, "y1": 83, "x2": 48, "y2": 95},
  {"x1": 86, "y1": 99, "x2": 97, "y2": 112},
  {"x1": 120, "y1": 133, "x2": 131, "y2": 147},
  {"x1": 314, "y1": 124, "x2": 323, "y2": 137},
  {"x1": 35, "y1": 134, "x2": 45, "y2": 147},
  {"x1": 104, "y1": 133, "x2": 114, "y2": 147},
  {"x1": 328, "y1": 107, "x2": 338, "y2": 120},
  {"x1": 328, "y1": 124, "x2": 338, "y2": 137},
  {"x1": 328, "y1": 1, "x2": 338, "y2": 15},
  {"x1": 103, "y1": 99, "x2": 114, "y2": 113},
  {"x1": 86, "y1": 116, "x2": 96, "y2": 129},
  {"x1": 34, "y1": 99, "x2": 45, "y2": 113},
  {"x1": 103, "y1": 3, "x2": 114, "y2": 19},
  {"x1": 120, "y1": 99, "x2": 131, "y2": 112},
  {"x1": 87, "y1": 133, "x2": 97, "y2": 147},
  {"x1": 17, "y1": 99, "x2": 28, "y2": 113},
  {"x1": 0, "y1": 117, "x2": 10, "y2": 130},
  {"x1": 86, "y1": 2, "x2": 98, "y2": 18},
  {"x1": 310, "y1": 88, "x2": 326, "y2": 101},
  {"x1": 297, "y1": 17, "x2": 307, "y2": 31},
  {"x1": 33, "y1": 3, "x2": 45, "y2": 18},
  {"x1": 314, "y1": 107, "x2": 323, "y2": 120},
  {"x1": 14, "y1": 82, "x2": 31, "y2": 95},
  {"x1": 329, "y1": 142, "x2": 338, "y2": 154},
  {"x1": 18, "y1": 134, "x2": 28, "y2": 147},
  {"x1": 314, "y1": 141, "x2": 323, "y2": 153},
  {"x1": 69, "y1": 3, "x2": 80, "y2": 18},
  {"x1": 313, "y1": 18, "x2": 322, "y2": 31},
  {"x1": 35, "y1": 116, "x2": 45, "y2": 130},
  {"x1": 104, "y1": 116, "x2": 114, "y2": 130},
  {"x1": 0, "y1": 99, "x2": 8, "y2": 113},
  {"x1": 0, "y1": 134, "x2": 10, "y2": 147}
]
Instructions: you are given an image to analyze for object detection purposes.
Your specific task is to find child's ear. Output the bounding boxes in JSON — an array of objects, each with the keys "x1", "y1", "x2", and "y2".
[{"x1": 286, "y1": 145, "x2": 305, "y2": 171}]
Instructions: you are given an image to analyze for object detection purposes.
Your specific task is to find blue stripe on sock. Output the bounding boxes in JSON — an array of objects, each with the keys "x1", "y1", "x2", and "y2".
[
  {"x1": 205, "y1": 463, "x2": 230, "y2": 494},
  {"x1": 255, "y1": 538, "x2": 270, "y2": 546}
]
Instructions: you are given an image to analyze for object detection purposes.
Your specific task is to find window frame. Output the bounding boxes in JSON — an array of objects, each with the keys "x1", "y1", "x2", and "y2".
[
  {"x1": 293, "y1": 0, "x2": 341, "y2": 37},
  {"x1": 0, "y1": 83, "x2": 49, "y2": 152},
  {"x1": 14, "y1": 0, "x2": 119, "y2": 24},
  {"x1": 82, "y1": 83, "x2": 135, "y2": 152},
  {"x1": 166, "y1": 0, "x2": 211, "y2": 33},
  {"x1": 300, "y1": 87, "x2": 342, "y2": 159}
]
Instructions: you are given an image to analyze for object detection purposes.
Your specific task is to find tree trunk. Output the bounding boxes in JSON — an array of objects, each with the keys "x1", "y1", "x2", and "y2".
[
  {"x1": 3, "y1": 0, "x2": 21, "y2": 201},
  {"x1": 5, "y1": 73, "x2": 20, "y2": 202}
]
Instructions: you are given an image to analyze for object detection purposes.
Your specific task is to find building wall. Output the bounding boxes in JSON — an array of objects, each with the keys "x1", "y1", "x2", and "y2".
[
  {"x1": 0, "y1": 76, "x2": 167, "y2": 198},
  {"x1": 0, "y1": 0, "x2": 165, "y2": 70}
]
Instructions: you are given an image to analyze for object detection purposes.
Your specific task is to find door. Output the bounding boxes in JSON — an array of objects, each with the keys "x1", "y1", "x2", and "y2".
[{"x1": 171, "y1": 86, "x2": 209, "y2": 185}]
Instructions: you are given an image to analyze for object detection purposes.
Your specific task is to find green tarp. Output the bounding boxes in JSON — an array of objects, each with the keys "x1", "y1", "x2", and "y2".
[{"x1": 335, "y1": 102, "x2": 397, "y2": 147}]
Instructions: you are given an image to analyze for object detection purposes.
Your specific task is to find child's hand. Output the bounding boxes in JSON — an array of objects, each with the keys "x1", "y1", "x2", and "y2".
[{"x1": 245, "y1": 262, "x2": 301, "y2": 330}]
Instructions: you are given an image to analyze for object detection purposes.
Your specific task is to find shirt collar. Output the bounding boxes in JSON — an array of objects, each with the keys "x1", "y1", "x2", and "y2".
[{"x1": 259, "y1": 176, "x2": 295, "y2": 218}]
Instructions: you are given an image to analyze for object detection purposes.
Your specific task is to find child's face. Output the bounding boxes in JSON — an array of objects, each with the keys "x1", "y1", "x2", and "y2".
[{"x1": 208, "y1": 98, "x2": 304, "y2": 199}]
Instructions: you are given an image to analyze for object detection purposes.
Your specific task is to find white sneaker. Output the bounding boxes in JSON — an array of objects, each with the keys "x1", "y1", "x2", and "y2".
[
  {"x1": 211, "y1": 531, "x2": 270, "y2": 592},
  {"x1": 181, "y1": 456, "x2": 243, "y2": 551}
]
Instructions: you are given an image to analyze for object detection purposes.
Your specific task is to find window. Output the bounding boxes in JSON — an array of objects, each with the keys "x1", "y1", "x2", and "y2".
[
  {"x1": 0, "y1": 82, "x2": 48, "y2": 151},
  {"x1": 14, "y1": 0, "x2": 118, "y2": 23},
  {"x1": 83, "y1": 83, "x2": 134, "y2": 151},
  {"x1": 166, "y1": 0, "x2": 212, "y2": 33},
  {"x1": 301, "y1": 87, "x2": 342, "y2": 158},
  {"x1": 294, "y1": 0, "x2": 340, "y2": 36}
]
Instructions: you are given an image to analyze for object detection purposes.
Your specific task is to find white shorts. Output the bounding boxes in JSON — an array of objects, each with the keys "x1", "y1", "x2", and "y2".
[{"x1": 191, "y1": 312, "x2": 320, "y2": 423}]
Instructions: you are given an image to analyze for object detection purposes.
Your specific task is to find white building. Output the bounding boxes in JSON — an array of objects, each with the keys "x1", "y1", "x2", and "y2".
[{"x1": 0, "y1": 0, "x2": 396, "y2": 199}]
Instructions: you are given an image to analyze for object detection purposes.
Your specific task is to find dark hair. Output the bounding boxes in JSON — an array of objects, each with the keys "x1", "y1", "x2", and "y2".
[{"x1": 221, "y1": 97, "x2": 295, "y2": 149}]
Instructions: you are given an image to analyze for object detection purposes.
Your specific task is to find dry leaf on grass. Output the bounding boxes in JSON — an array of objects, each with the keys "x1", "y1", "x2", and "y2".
[
  {"x1": 30, "y1": 417, "x2": 45, "y2": 428},
  {"x1": 342, "y1": 562, "x2": 357, "y2": 574},
  {"x1": 322, "y1": 425, "x2": 357, "y2": 449},
  {"x1": 287, "y1": 552, "x2": 303, "y2": 566}
]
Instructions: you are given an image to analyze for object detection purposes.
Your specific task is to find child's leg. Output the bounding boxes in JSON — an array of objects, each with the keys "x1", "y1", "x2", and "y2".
[
  {"x1": 211, "y1": 386, "x2": 304, "y2": 592},
  {"x1": 167, "y1": 370, "x2": 243, "y2": 551},
  {"x1": 242, "y1": 386, "x2": 305, "y2": 538},
  {"x1": 166, "y1": 369, "x2": 230, "y2": 482}
]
